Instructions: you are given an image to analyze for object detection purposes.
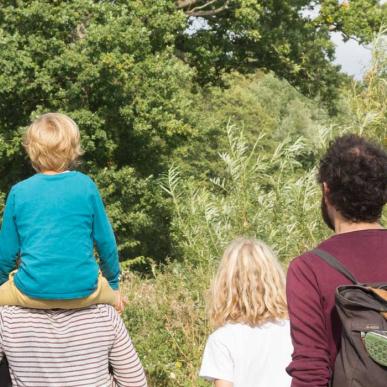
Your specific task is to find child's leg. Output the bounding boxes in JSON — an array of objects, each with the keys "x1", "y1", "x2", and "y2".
[
  {"x1": 0, "y1": 272, "x2": 29, "y2": 306},
  {"x1": 0, "y1": 272, "x2": 116, "y2": 309},
  {"x1": 40, "y1": 274, "x2": 117, "y2": 309},
  {"x1": 75, "y1": 274, "x2": 117, "y2": 307}
]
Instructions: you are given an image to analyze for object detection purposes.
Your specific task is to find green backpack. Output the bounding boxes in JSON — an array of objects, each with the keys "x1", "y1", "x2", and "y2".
[{"x1": 313, "y1": 248, "x2": 387, "y2": 387}]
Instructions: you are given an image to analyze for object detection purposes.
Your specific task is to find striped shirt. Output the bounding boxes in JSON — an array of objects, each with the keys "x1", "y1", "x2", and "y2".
[{"x1": 0, "y1": 305, "x2": 147, "y2": 387}]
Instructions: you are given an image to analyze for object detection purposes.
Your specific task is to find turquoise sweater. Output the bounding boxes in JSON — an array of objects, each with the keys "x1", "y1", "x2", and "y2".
[{"x1": 0, "y1": 171, "x2": 120, "y2": 299}]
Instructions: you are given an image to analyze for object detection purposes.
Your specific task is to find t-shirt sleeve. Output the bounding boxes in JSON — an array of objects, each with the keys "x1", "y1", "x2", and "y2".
[
  {"x1": 286, "y1": 257, "x2": 331, "y2": 387},
  {"x1": 199, "y1": 332, "x2": 234, "y2": 383},
  {"x1": 89, "y1": 182, "x2": 120, "y2": 290}
]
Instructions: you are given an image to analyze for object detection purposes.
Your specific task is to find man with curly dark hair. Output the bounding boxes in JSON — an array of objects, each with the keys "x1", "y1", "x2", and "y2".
[{"x1": 286, "y1": 134, "x2": 387, "y2": 387}]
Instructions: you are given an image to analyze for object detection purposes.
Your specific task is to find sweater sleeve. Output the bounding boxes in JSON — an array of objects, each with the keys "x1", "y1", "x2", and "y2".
[
  {"x1": 109, "y1": 308, "x2": 147, "y2": 387},
  {"x1": 0, "y1": 188, "x2": 20, "y2": 285},
  {"x1": 90, "y1": 183, "x2": 120, "y2": 290},
  {"x1": 286, "y1": 257, "x2": 331, "y2": 387}
]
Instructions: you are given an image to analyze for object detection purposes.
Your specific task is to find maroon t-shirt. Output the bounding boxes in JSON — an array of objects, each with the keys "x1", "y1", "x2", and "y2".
[{"x1": 286, "y1": 229, "x2": 387, "y2": 387}]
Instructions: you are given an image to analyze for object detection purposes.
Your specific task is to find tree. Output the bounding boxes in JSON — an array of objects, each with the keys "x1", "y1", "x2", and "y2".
[{"x1": 175, "y1": 0, "x2": 386, "y2": 105}]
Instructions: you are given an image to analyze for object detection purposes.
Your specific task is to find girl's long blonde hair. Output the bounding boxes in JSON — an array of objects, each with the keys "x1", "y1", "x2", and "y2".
[{"x1": 208, "y1": 238, "x2": 288, "y2": 328}]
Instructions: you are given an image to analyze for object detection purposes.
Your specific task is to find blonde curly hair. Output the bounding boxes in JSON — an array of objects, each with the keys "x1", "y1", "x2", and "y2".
[
  {"x1": 24, "y1": 112, "x2": 84, "y2": 172},
  {"x1": 208, "y1": 238, "x2": 288, "y2": 328}
]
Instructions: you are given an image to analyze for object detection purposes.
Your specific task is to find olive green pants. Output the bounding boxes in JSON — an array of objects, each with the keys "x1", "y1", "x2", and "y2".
[{"x1": 0, "y1": 271, "x2": 116, "y2": 309}]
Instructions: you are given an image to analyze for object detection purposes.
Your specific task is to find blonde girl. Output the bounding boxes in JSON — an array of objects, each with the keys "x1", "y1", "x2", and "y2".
[{"x1": 199, "y1": 238, "x2": 292, "y2": 387}]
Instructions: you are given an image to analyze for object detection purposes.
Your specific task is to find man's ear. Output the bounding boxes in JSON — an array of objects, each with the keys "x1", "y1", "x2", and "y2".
[
  {"x1": 323, "y1": 182, "x2": 331, "y2": 204},
  {"x1": 323, "y1": 182, "x2": 330, "y2": 195}
]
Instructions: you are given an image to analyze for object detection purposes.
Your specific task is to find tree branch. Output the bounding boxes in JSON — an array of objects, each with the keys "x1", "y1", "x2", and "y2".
[
  {"x1": 176, "y1": 0, "x2": 202, "y2": 9},
  {"x1": 186, "y1": 6, "x2": 228, "y2": 16},
  {"x1": 177, "y1": 0, "x2": 229, "y2": 17},
  {"x1": 190, "y1": 0, "x2": 218, "y2": 12},
  {"x1": 76, "y1": 23, "x2": 87, "y2": 40}
]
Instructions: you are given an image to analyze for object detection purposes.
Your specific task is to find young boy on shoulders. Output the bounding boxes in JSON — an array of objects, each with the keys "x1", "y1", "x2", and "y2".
[{"x1": 0, "y1": 112, "x2": 125, "y2": 311}]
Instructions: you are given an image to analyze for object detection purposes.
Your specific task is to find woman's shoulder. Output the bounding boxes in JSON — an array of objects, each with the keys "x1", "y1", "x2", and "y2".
[{"x1": 210, "y1": 322, "x2": 244, "y2": 337}]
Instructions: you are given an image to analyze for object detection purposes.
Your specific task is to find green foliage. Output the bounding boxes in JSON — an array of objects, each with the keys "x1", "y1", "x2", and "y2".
[
  {"x1": 173, "y1": 71, "x2": 330, "y2": 178},
  {"x1": 92, "y1": 167, "x2": 171, "y2": 265},
  {"x1": 0, "y1": 0, "x2": 195, "y2": 173},
  {"x1": 167, "y1": 125, "x2": 330, "y2": 266},
  {"x1": 123, "y1": 265, "x2": 210, "y2": 386},
  {"x1": 348, "y1": 29, "x2": 387, "y2": 139},
  {"x1": 319, "y1": 0, "x2": 386, "y2": 43},
  {"x1": 176, "y1": 0, "x2": 385, "y2": 106}
]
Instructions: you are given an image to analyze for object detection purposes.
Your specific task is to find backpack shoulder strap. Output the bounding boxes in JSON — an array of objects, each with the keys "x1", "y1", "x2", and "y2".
[{"x1": 312, "y1": 248, "x2": 358, "y2": 285}]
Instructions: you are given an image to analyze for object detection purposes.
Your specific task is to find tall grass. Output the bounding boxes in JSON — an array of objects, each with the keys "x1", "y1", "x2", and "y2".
[
  {"x1": 165, "y1": 124, "x2": 330, "y2": 266},
  {"x1": 349, "y1": 27, "x2": 386, "y2": 138}
]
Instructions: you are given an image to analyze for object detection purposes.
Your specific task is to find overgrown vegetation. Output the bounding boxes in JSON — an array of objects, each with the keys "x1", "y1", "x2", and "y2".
[
  {"x1": 0, "y1": 1, "x2": 385, "y2": 266},
  {"x1": 0, "y1": 1, "x2": 385, "y2": 385},
  {"x1": 123, "y1": 32, "x2": 386, "y2": 385}
]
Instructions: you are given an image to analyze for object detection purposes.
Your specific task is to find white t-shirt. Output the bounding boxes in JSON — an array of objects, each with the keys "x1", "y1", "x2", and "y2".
[{"x1": 199, "y1": 320, "x2": 292, "y2": 387}]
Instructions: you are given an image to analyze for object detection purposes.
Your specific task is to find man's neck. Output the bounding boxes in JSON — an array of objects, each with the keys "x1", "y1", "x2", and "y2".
[{"x1": 335, "y1": 221, "x2": 383, "y2": 235}]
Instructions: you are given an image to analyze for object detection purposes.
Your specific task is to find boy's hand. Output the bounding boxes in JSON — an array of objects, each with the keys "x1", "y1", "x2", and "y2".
[{"x1": 113, "y1": 290, "x2": 127, "y2": 315}]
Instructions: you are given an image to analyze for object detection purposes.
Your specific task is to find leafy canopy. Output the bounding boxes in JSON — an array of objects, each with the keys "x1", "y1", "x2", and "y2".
[{"x1": 177, "y1": 0, "x2": 386, "y2": 104}]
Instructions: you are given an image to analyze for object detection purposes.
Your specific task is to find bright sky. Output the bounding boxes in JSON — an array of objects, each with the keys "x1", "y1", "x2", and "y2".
[
  {"x1": 189, "y1": 1, "x2": 385, "y2": 80},
  {"x1": 332, "y1": 33, "x2": 372, "y2": 80},
  {"x1": 320, "y1": 0, "x2": 385, "y2": 79}
]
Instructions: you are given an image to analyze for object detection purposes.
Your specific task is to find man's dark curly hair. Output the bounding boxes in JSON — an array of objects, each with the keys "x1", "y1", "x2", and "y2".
[{"x1": 318, "y1": 134, "x2": 387, "y2": 222}]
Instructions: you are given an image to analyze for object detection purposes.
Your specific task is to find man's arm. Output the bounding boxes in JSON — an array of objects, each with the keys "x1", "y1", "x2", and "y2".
[
  {"x1": 286, "y1": 257, "x2": 331, "y2": 387},
  {"x1": 109, "y1": 308, "x2": 147, "y2": 387},
  {"x1": 0, "y1": 189, "x2": 20, "y2": 285}
]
